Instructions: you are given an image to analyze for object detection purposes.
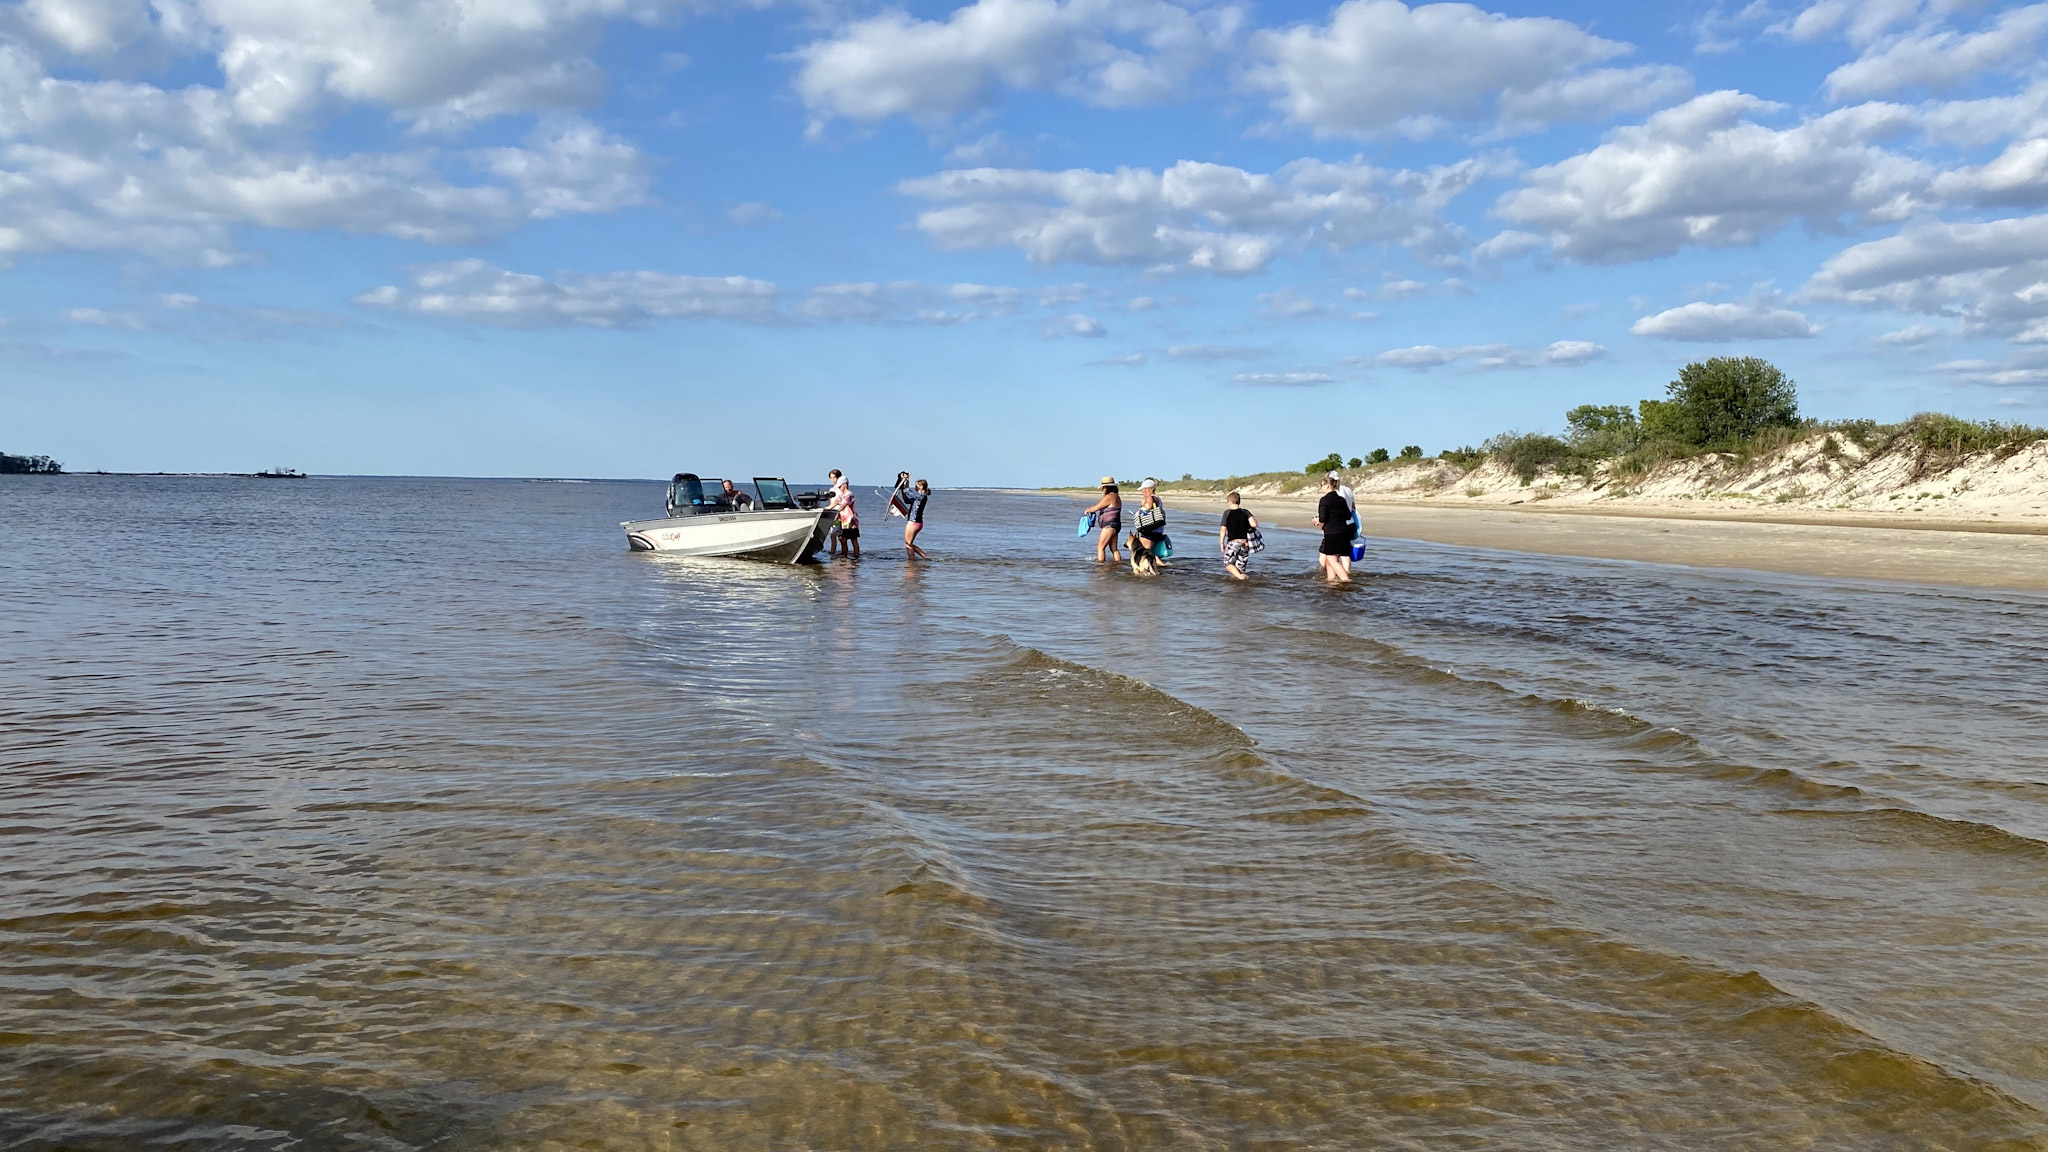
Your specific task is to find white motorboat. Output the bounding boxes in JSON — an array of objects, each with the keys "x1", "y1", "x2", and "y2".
[{"x1": 621, "y1": 474, "x2": 834, "y2": 563}]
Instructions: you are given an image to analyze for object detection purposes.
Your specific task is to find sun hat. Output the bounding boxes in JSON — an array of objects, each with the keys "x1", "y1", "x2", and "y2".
[
  {"x1": 1327, "y1": 469, "x2": 1343, "y2": 479},
  {"x1": 1140, "y1": 477, "x2": 1157, "y2": 489},
  {"x1": 1100, "y1": 475, "x2": 1115, "y2": 486}
]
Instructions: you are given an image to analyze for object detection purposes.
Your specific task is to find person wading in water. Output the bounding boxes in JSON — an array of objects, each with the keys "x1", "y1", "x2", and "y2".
[{"x1": 1082, "y1": 477, "x2": 1123, "y2": 564}]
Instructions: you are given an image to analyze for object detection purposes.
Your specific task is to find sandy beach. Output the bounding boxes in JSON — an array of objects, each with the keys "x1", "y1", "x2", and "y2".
[{"x1": 1045, "y1": 490, "x2": 2048, "y2": 592}]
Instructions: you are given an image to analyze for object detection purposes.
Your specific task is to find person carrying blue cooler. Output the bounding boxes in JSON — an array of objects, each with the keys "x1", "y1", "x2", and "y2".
[
  {"x1": 1129, "y1": 478, "x2": 1170, "y2": 575},
  {"x1": 1313, "y1": 475, "x2": 1353, "y2": 584}
]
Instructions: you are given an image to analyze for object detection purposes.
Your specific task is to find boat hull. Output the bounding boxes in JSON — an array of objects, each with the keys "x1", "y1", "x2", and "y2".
[{"x1": 621, "y1": 508, "x2": 832, "y2": 564}]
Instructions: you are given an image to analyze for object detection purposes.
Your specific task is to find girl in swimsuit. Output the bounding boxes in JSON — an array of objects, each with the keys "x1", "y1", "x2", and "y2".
[
  {"x1": 903, "y1": 480, "x2": 931, "y2": 560},
  {"x1": 1082, "y1": 476, "x2": 1123, "y2": 563}
]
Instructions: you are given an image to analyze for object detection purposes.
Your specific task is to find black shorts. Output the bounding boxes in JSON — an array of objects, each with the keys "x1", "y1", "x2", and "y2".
[
  {"x1": 840, "y1": 525, "x2": 860, "y2": 540},
  {"x1": 1319, "y1": 535, "x2": 1351, "y2": 556}
]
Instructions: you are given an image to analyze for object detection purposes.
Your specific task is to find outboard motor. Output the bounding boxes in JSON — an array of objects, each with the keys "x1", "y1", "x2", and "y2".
[{"x1": 667, "y1": 472, "x2": 706, "y2": 517}]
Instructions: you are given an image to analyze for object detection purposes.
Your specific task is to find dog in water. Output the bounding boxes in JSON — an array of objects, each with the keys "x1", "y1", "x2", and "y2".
[{"x1": 1128, "y1": 531, "x2": 1163, "y2": 576}]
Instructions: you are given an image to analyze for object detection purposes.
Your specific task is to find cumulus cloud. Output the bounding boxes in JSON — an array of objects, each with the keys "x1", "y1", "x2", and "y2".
[
  {"x1": 1823, "y1": 4, "x2": 2048, "y2": 100},
  {"x1": 1256, "y1": 288, "x2": 1324, "y2": 318},
  {"x1": 1376, "y1": 339, "x2": 1604, "y2": 369},
  {"x1": 726, "y1": 202, "x2": 781, "y2": 226},
  {"x1": 792, "y1": 0, "x2": 1239, "y2": 131},
  {"x1": 1803, "y1": 214, "x2": 2048, "y2": 340},
  {"x1": 65, "y1": 306, "x2": 145, "y2": 328},
  {"x1": 797, "y1": 280, "x2": 1027, "y2": 323},
  {"x1": 899, "y1": 155, "x2": 1490, "y2": 275},
  {"x1": 355, "y1": 263, "x2": 1059, "y2": 329},
  {"x1": 1930, "y1": 138, "x2": 2048, "y2": 208},
  {"x1": 1496, "y1": 91, "x2": 1926, "y2": 263},
  {"x1": 1245, "y1": 0, "x2": 1687, "y2": 138},
  {"x1": 1166, "y1": 343, "x2": 1265, "y2": 359},
  {"x1": 0, "y1": 44, "x2": 650, "y2": 262},
  {"x1": 1629, "y1": 300, "x2": 1820, "y2": 340},
  {"x1": 1877, "y1": 323, "x2": 1942, "y2": 346},
  {"x1": 1473, "y1": 228, "x2": 1544, "y2": 261},
  {"x1": 357, "y1": 260, "x2": 782, "y2": 328},
  {"x1": 6, "y1": 0, "x2": 724, "y2": 130},
  {"x1": 1052, "y1": 312, "x2": 1108, "y2": 336},
  {"x1": 1233, "y1": 371, "x2": 1332, "y2": 385}
]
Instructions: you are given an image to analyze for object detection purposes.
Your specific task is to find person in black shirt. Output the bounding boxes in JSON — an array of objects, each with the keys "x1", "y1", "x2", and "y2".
[
  {"x1": 903, "y1": 479, "x2": 932, "y2": 560},
  {"x1": 1312, "y1": 475, "x2": 1354, "y2": 584},
  {"x1": 1217, "y1": 491, "x2": 1258, "y2": 580}
]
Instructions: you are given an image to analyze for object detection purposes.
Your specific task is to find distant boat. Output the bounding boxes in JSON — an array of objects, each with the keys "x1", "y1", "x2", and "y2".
[
  {"x1": 255, "y1": 467, "x2": 305, "y2": 479},
  {"x1": 621, "y1": 474, "x2": 833, "y2": 563}
]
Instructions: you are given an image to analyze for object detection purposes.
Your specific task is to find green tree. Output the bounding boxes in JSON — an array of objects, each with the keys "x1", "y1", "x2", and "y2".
[
  {"x1": 1638, "y1": 398, "x2": 1693, "y2": 444},
  {"x1": 1397, "y1": 445, "x2": 1423, "y2": 460},
  {"x1": 1658, "y1": 357, "x2": 1799, "y2": 448},
  {"x1": 1564, "y1": 404, "x2": 1641, "y2": 456},
  {"x1": 1483, "y1": 432, "x2": 1573, "y2": 485},
  {"x1": 1367, "y1": 447, "x2": 1390, "y2": 464},
  {"x1": 1305, "y1": 452, "x2": 1345, "y2": 474},
  {"x1": 1347, "y1": 456, "x2": 1363, "y2": 468}
]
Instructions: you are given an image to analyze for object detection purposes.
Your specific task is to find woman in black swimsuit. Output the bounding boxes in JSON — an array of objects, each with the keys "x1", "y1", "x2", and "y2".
[
  {"x1": 1082, "y1": 476, "x2": 1123, "y2": 563},
  {"x1": 1313, "y1": 476, "x2": 1354, "y2": 584}
]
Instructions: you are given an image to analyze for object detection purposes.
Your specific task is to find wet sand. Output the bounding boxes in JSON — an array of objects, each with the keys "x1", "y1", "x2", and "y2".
[{"x1": 1045, "y1": 491, "x2": 2048, "y2": 592}]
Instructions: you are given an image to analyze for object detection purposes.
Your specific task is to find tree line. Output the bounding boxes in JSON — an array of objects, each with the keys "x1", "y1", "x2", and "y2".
[
  {"x1": 1, "y1": 451, "x2": 63, "y2": 474},
  {"x1": 1303, "y1": 357, "x2": 2046, "y2": 486}
]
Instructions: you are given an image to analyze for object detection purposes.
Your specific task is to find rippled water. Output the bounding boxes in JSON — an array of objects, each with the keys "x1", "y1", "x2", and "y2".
[{"x1": 5, "y1": 475, "x2": 2047, "y2": 1150}]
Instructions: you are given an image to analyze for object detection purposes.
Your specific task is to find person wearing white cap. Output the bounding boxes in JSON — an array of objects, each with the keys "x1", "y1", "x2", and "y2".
[
  {"x1": 1081, "y1": 476, "x2": 1123, "y2": 563},
  {"x1": 1129, "y1": 478, "x2": 1169, "y2": 573}
]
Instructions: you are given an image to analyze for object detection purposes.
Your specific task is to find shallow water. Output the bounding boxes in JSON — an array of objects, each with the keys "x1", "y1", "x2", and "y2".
[{"x1": 4, "y1": 476, "x2": 2046, "y2": 1150}]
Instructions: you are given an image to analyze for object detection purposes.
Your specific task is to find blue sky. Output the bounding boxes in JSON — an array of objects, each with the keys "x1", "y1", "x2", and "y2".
[{"x1": 4, "y1": 0, "x2": 2048, "y2": 483}]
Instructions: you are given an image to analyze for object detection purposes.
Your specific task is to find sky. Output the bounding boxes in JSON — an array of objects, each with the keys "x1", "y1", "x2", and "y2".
[{"x1": 3, "y1": 0, "x2": 2048, "y2": 484}]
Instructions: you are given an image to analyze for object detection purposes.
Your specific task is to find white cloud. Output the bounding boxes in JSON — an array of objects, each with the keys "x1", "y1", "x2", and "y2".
[
  {"x1": 65, "y1": 306, "x2": 145, "y2": 327},
  {"x1": 1095, "y1": 352, "x2": 1147, "y2": 365},
  {"x1": 357, "y1": 260, "x2": 781, "y2": 328},
  {"x1": 1473, "y1": 228, "x2": 1544, "y2": 261},
  {"x1": 1038, "y1": 282, "x2": 1092, "y2": 305},
  {"x1": 1127, "y1": 295, "x2": 1160, "y2": 310},
  {"x1": 1877, "y1": 323, "x2": 1941, "y2": 345},
  {"x1": 1245, "y1": 0, "x2": 1685, "y2": 138},
  {"x1": 1379, "y1": 277, "x2": 1427, "y2": 299},
  {"x1": 7, "y1": 0, "x2": 734, "y2": 131},
  {"x1": 1930, "y1": 138, "x2": 2048, "y2": 208},
  {"x1": 1256, "y1": 288, "x2": 1324, "y2": 318},
  {"x1": 1543, "y1": 339, "x2": 1606, "y2": 364},
  {"x1": 1496, "y1": 91, "x2": 1926, "y2": 263},
  {"x1": 0, "y1": 44, "x2": 650, "y2": 262},
  {"x1": 1629, "y1": 300, "x2": 1820, "y2": 340},
  {"x1": 1233, "y1": 370, "x2": 1332, "y2": 385},
  {"x1": 1166, "y1": 343, "x2": 1265, "y2": 359},
  {"x1": 1377, "y1": 339, "x2": 1604, "y2": 369},
  {"x1": 792, "y1": 0, "x2": 1239, "y2": 131},
  {"x1": 1803, "y1": 214, "x2": 2048, "y2": 339},
  {"x1": 1053, "y1": 312, "x2": 1107, "y2": 336},
  {"x1": 1824, "y1": 4, "x2": 2048, "y2": 100},
  {"x1": 797, "y1": 279, "x2": 1026, "y2": 324},
  {"x1": 899, "y1": 155, "x2": 1489, "y2": 275},
  {"x1": 726, "y1": 202, "x2": 782, "y2": 226}
]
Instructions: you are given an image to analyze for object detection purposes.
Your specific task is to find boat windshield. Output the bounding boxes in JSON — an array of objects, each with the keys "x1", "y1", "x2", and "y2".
[
  {"x1": 754, "y1": 478, "x2": 796, "y2": 509},
  {"x1": 666, "y1": 474, "x2": 748, "y2": 515}
]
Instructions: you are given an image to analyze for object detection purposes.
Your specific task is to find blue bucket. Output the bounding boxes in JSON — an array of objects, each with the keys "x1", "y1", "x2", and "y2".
[{"x1": 1350, "y1": 541, "x2": 1366, "y2": 562}]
